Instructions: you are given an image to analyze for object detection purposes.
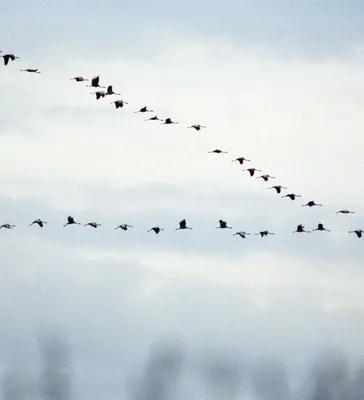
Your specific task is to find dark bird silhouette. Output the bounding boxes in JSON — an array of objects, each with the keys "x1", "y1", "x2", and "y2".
[
  {"x1": 269, "y1": 185, "x2": 287, "y2": 194},
  {"x1": 349, "y1": 229, "x2": 363, "y2": 238},
  {"x1": 243, "y1": 168, "x2": 262, "y2": 177},
  {"x1": 63, "y1": 216, "x2": 81, "y2": 227},
  {"x1": 87, "y1": 76, "x2": 105, "y2": 88},
  {"x1": 115, "y1": 224, "x2": 133, "y2": 231},
  {"x1": 231, "y1": 157, "x2": 250, "y2": 165},
  {"x1": 336, "y1": 209, "x2": 355, "y2": 214},
  {"x1": 148, "y1": 226, "x2": 164, "y2": 234},
  {"x1": 256, "y1": 174, "x2": 275, "y2": 182},
  {"x1": 255, "y1": 230, "x2": 274, "y2": 237},
  {"x1": 208, "y1": 149, "x2": 228, "y2": 154},
  {"x1": 20, "y1": 68, "x2": 41, "y2": 74},
  {"x1": 162, "y1": 118, "x2": 178, "y2": 125},
  {"x1": 2, "y1": 54, "x2": 19, "y2": 66},
  {"x1": 233, "y1": 231, "x2": 250, "y2": 239},
  {"x1": 303, "y1": 200, "x2": 322, "y2": 207},
  {"x1": 282, "y1": 193, "x2": 302, "y2": 200},
  {"x1": 188, "y1": 124, "x2": 206, "y2": 131},
  {"x1": 293, "y1": 224, "x2": 310, "y2": 233},
  {"x1": 146, "y1": 115, "x2": 162, "y2": 121},
  {"x1": 215, "y1": 219, "x2": 232, "y2": 229},
  {"x1": 0, "y1": 223, "x2": 15, "y2": 229},
  {"x1": 135, "y1": 106, "x2": 153, "y2": 113},
  {"x1": 313, "y1": 223, "x2": 330, "y2": 232},
  {"x1": 106, "y1": 85, "x2": 121, "y2": 95},
  {"x1": 175, "y1": 219, "x2": 192, "y2": 230},
  {"x1": 84, "y1": 222, "x2": 101, "y2": 228},
  {"x1": 29, "y1": 219, "x2": 47, "y2": 228},
  {"x1": 91, "y1": 90, "x2": 106, "y2": 100},
  {"x1": 111, "y1": 99, "x2": 128, "y2": 108},
  {"x1": 70, "y1": 76, "x2": 88, "y2": 82}
]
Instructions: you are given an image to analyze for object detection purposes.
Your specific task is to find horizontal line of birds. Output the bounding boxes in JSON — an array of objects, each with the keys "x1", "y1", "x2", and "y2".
[
  {"x1": 2, "y1": 50, "x2": 362, "y2": 235},
  {"x1": 0, "y1": 216, "x2": 363, "y2": 238}
]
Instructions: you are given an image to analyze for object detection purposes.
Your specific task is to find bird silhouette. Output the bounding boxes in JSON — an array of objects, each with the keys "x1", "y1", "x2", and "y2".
[
  {"x1": 282, "y1": 193, "x2": 302, "y2": 200},
  {"x1": 302, "y1": 201, "x2": 322, "y2": 207},
  {"x1": 148, "y1": 226, "x2": 164, "y2": 234},
  {"x1": 135, "y1": 106, "x2": 153, "y2": 113},
  {"x1": 188, "y1": 124, "x2": 206, "y2": 131},
  {"x1": 0, "y1": 224, "x2": 15, "y2": 229},
  {"x1": 87, "y1": 76, "x2": 105, "y2": 88},
  {"x1": 256, "y1": 174, "x2": 275, "y2": 182},
  {"x1": 215, "y1": 219, "x2": 232, "y2": 229},
  {"x1": 269, "y1": 185, "x2": 287, "y2": 194},
  {"x1": 293, "y1": 224, "x2": 310, "y2": 233},
  {"x1": 106, "y1": 85, "x2": 121, "y2": 96},
  {"x1": 20, "y1": 68, "x2": 41, "y2": 74},
  {"x1": 91, "y1": 90, "x2": 106, "y2": 100},
  {"x1": 209, "y1": 149, "x2": 228, "y2": 154},
  {"x1": 243, "y1": 168, "x2": 262, "y2": 177},
  {"x1": 313, "y1": 223, "x2": 330, "y2": 232},
  {"x1": 29, "y1": 219, "x2": 47, "y2": 228},
  {"x1": 231, "y1": 157, "x2": 250, "y2": 165},
  {"x1": 111, "y1": 99, "x2": 128, "y2": 109},
  {"x1": 336, "y1": 210, "x2": 355, "y2": 214},
  {"x1": 2, "y1": 54, "x2": 19, "y2": 66},
  {"x1": 349, "y1": 230, "x2": 363, "y2": 238},
  {"x1": 146, "y1": 115, "x2": 162, "y2": 121},
  {"x1": 63, "y1": 216, "x2": 81, "y2": 227},
  {"x1": 84, "y1": 222, "x2": 101, "y2": 228},
  {"x1": 233, "y1": 231, "x2": 250, "y2": 239},
  {"x1": 255, "y1": 230, "x2": 274, "y2": 237},
  {"x1": 70, "y1": 76, "x2": 88, "y2": 82},
  {"x1": 115, "y1": 224, "x2": 133, "y2": 231},
  {"x1": 162, "y1": 118, "x2": 178, "y2": 125},
  {"x1": 175, "y1": 219, "x2": 192, "y2": 230}
]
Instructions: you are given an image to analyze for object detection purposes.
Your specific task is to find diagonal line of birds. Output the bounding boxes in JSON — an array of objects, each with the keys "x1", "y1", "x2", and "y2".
[{"x1": 1, "y1": 50, "x2": 363, "y2": 240}]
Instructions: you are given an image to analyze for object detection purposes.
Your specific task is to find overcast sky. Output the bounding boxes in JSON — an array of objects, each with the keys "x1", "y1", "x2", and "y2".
[{"x1": 1, "y1": 1, "x2": 364, "y2": 399}]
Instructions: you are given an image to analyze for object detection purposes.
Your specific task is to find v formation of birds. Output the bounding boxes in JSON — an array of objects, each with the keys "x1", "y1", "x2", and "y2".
[{"x1": 1, "y1": 50, "x2": 363, "y2": 240}]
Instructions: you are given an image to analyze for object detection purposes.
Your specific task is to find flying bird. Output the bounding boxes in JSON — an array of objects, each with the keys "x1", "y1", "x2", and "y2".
[
  {"x1": 269, "y1": 185, "x2": 287, "y2": 194},
  {"x1": 162, "y1": 118, "x2": 178, "y2": 125},
  {"x1": 135, "y1": 106, "x2": 153, "y2": 113},
  {"x1": 231, "y1": 157, "x2": 250, "y2": 165},
  {"x1": 0, "y1": 224, "x2": 15, "y2": 229},
  {"x1": 91, "y1": 90, "x2": 106, "y2": 100},
  {"x1": 20, "y1": 68, "x2": 40, "y2": 74},
  {"x1": 84, "y1": 222, "x2": 101, "y2": 228},
  {"x1": 63, "y1": 216, "x2": 81, "y2": 227},
  {"x1": 293, "y1": 224, "x2": 310, "y2": 233},
  {"x1": 188, "y1": 124, "x2": 206, "y2": 131},
  {"x1": 282, "y1": 193, "x2": 302, "y2": 200},
  {"x1": 256, "y1": 174, "x2": 275, "y2": 182},
  {"x1": 2, "y1": 54, "x2": 19, "y2": 66},
  {"x1": 255, "y1": 230, "x2": 274, "y2": 237},
  {"x1": 111, "y1": 99, "x2": 128, "y2": 108},
  {"x1": 243, "y1": 168, "x2": 262, "y2": 177},
  {"x1": 215, "y1": 219, "x2": 232, "y2": 229},
  {"x1": 349, "y1": 229, "x2": 363, "y2": 238},
  {"x1": 106, "y1": 85, "x2": 121, "y2": 96},
  {"x1": 87, "y1": 76, "x2": 105, "y2": 88},
  {"x1": 175, "y1": 219, "x2": 192, "y2": 230},
  {"x1": 148, "y1": 226, "x2": 164, "y2": 234},
  {"x1": 70, "y1": 76, "x2": 88, "y2": 82},
  {"x1": 29, "y1": 219, "x2": 47, "y2": 228},
  {"x1": 208, "y1": 149, "x2": 228, "y2": 154},
  {"x1": 145, "y1": 115, "x2": 162, "y2": 121},
  {"x1": 302, "y1": 201, "x2": 322, "y2": 207},
  {"x1": 313, "y1": 223, "x2": 330, "y2": 232},
  {"x1": 336, "y1": 209, "x2": 355, "y2": 215},
  {"x1": 233, "y1": 231, "x2": 250, "y2": 239},
  {"x1": 115, "y1": 224, "x2": 133, "y2": 231}
]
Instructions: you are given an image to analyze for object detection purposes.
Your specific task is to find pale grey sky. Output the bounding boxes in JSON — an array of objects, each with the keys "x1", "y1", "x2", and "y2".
[{"x1": 1, "y1": 1, "x2": 364, "y2": 399}]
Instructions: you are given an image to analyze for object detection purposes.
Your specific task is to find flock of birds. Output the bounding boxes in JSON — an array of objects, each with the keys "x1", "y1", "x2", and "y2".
[{"x1": 1, "y1": 50, "x2": 363, "y2": 240}]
